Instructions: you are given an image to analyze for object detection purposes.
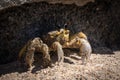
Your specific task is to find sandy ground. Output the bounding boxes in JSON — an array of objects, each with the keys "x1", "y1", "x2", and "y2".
[{"x1": 0, "y1": 50, "x2": 120, "y2": 80}]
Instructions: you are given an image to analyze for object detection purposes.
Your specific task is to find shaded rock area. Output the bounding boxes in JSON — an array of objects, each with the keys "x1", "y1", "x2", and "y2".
[{"x1": 0, "y1": 0, "x2": 120, "y2": 64}]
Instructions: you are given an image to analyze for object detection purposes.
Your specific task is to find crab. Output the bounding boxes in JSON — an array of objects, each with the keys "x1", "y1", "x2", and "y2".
[
  {"x1": 42, "y1": 28, "x2": 92, "y2": 65},
  {"x1": 18, "y1": 28, "x2": 92, "y2": 71}
]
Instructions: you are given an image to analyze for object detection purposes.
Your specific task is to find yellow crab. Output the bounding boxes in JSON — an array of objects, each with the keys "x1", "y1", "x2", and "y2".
[{"x1": 18, "y1": 28, "x2": 91, "y2": 71}]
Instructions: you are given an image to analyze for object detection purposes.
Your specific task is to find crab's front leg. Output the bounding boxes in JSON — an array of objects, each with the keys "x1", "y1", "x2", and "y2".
[
  {"x1": 25, "y1": 47, "x2": 35, "y2": 71},
  {"x1": 52, "y1": 41, "x2": 64, "y2": 63}
]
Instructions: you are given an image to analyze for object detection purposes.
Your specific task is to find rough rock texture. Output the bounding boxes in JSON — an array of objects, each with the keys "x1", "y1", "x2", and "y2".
[
  {"x1": 0, "y1": 0, "x2": 94, "y2": 10},
  {"x1": 0, "y1": 0, "x2": 120, "y2": 64}
]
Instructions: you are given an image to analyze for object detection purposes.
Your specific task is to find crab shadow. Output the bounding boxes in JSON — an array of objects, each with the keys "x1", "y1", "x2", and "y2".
[{"x1": 31, "y1": 50, "x2": 79, "y2": 73}]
